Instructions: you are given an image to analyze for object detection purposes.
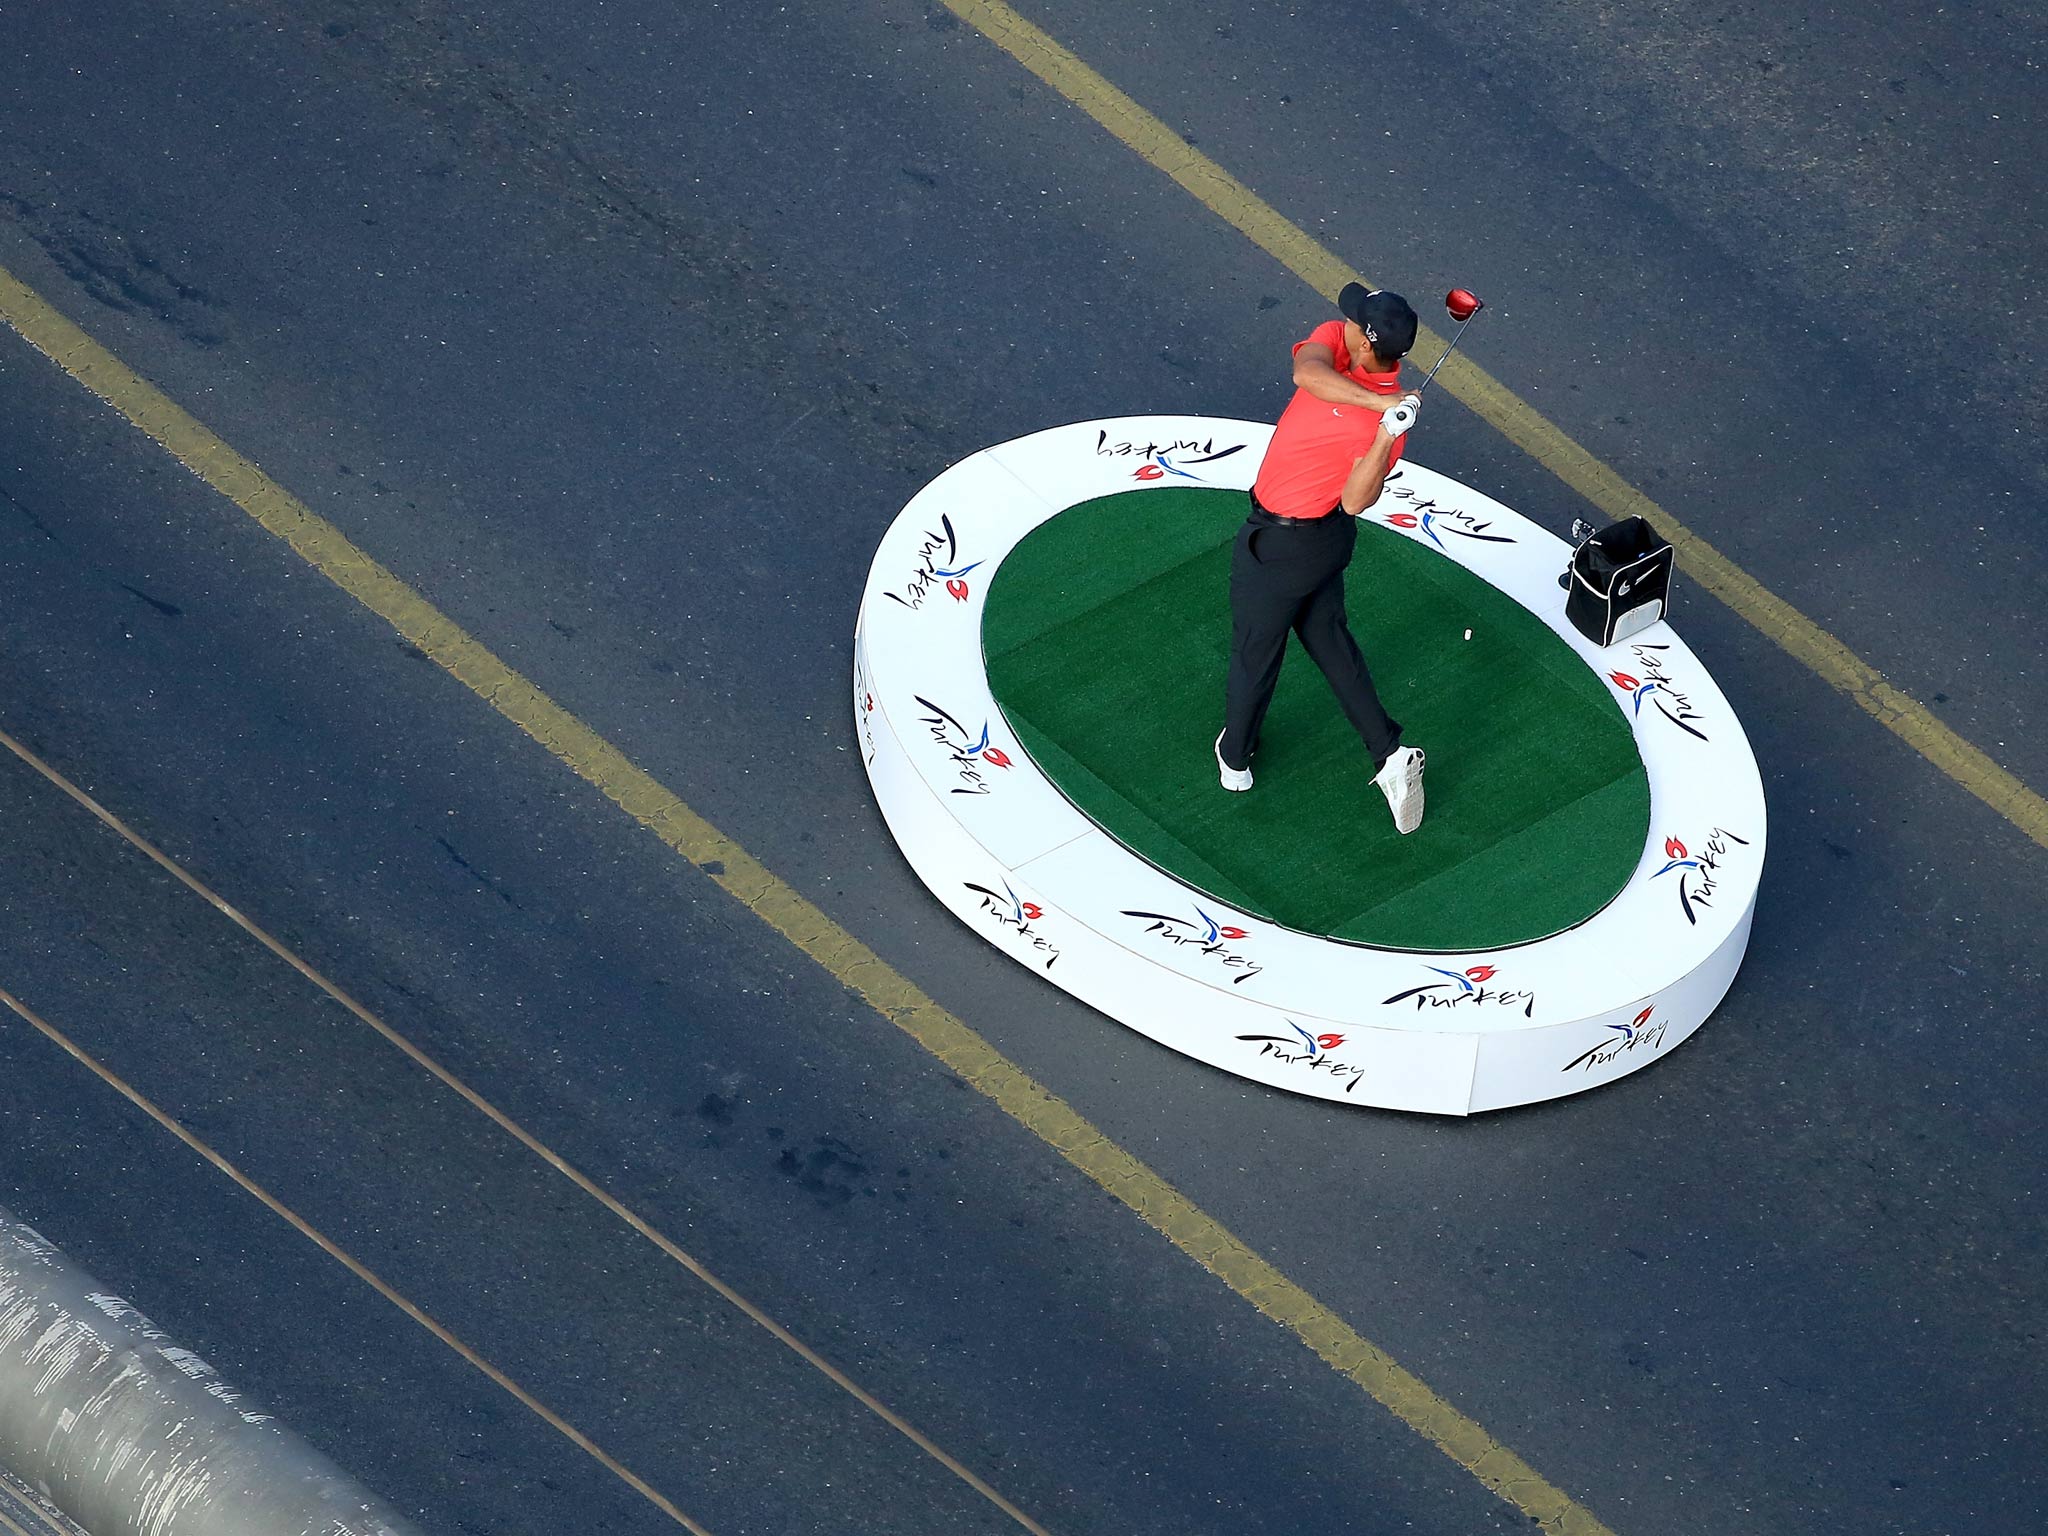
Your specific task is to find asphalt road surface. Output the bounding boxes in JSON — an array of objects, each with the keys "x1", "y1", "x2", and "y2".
[{"x1": 2, "y1": 3, "x2": 2043, "y2": 1534}]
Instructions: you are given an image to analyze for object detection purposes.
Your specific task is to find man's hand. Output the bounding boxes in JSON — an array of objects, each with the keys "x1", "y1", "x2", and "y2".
[{"x1": 1379, "y1": 392, "x2": 1422, "y2": 440}]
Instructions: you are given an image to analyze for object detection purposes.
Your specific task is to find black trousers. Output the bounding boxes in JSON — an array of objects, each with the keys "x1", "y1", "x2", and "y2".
[{"x1": 1219, "y1": 502, "x2": 1402, "y2": 772}]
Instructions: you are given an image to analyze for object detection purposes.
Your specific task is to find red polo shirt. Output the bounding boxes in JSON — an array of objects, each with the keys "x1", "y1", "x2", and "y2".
[{"x1": 1251, "y1": 320, "x2": 1407, "y2": 519}]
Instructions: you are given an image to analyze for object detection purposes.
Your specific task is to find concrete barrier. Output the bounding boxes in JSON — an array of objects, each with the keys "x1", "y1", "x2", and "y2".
[{"x1": 0, "y1": 1206, "x2": 424, "y2": 1536}]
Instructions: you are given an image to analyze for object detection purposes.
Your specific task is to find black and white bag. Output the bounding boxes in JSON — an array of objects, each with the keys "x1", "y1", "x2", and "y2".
[{"x1": 1563, "y1": 516, "x2": 1673, "y2": 647}]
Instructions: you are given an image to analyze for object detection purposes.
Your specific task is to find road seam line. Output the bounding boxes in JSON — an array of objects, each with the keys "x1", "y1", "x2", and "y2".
[
  {"x1": 0, "y1": 981, "x2": 716, "y2": 1536},
  {"x1": 0, "y1": 722, "x2": 1054, "y2": 1536},
  {"x1": 1, "y1": 260, "x2": 1610, "y2": 1533}
]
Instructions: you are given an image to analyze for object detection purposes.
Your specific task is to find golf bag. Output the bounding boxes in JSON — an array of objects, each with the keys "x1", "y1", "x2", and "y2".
[{"x1": 1563, "y1": 516, "x2": 1673, "y2": 646}]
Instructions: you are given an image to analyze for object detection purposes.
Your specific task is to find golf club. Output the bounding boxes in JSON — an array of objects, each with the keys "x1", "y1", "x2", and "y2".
[{"x1": 1414, "y1": 288, "x2": 1484, "y2": 395}]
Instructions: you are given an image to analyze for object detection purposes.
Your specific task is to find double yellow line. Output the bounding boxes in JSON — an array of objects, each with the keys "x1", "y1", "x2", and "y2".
[{"x1": 1, "y1": 7, "x2": 2038, "y2": 1535}]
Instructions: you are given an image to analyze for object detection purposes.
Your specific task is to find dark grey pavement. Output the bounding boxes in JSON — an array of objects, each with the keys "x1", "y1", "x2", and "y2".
[{"x1": 1, "y1": 2, "x2": 2042, "y2": 1533}]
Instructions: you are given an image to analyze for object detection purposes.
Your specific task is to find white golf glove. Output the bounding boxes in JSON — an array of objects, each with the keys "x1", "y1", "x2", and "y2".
[{"x1": 1380, "y1": 393, "x2": 1422, "y2": 440}]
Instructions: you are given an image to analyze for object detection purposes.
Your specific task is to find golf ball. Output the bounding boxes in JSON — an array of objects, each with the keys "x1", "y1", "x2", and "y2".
[{"x1": 1464, "y1": 628, "x2": 1473, "y2": 640}]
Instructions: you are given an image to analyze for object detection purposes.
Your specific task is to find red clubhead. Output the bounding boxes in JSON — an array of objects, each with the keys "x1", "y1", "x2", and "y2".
[{"x1": 1446, "y1": 288, "x2": 1484, "y2": 323}]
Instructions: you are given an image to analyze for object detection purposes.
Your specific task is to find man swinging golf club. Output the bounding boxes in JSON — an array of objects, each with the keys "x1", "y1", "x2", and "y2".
[{"x1": 1214, "y1": 282, "x2": 1427, "y2": 833}]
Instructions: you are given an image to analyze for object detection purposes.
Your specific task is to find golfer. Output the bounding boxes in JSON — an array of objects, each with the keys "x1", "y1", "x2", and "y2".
[{"x1": 1215, "y1": 282, "x2": 1427, "y2": 834}]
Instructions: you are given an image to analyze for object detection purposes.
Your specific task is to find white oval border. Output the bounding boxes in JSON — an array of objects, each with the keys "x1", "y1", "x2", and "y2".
[{"x1": 855, "y1": 418, "x2": 1765, "y2": 1114}]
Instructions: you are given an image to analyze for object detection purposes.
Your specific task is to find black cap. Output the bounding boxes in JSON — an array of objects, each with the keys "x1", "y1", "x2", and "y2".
[{"x1": 1337, "y1": 282, "x2": 1418, "y2": 360}]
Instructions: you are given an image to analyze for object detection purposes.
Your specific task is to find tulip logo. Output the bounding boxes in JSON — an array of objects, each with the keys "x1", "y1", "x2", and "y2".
[
  {"x1": 1119, "y1": 905, "x2": 1262, "y2": 984},
  {"x1": 1611, "y1": 670, "x2": 1656, "y2": 712},
  {"x1": 915, "y1": 696, "x2": 1017, "y2": 796},
  {"x1": 1377, "y1": 484, "x2": 1514, "y2": 547},
  {"x1": 1562, "y1": 1007, "x2": 1667, "y2": 1073},
  {"x1": 1094, "y1": 429, "x2": 1249, "y2": 486},
  {"x1": 887, "y1": 513, "x2": 984, "y2": 611},
  {"x1": 1652, "y1": 827, "x2": 1750, "y2": 924},
  {"x1": 963, "y1": 879, "x2": 1058, "y2": 970},
  {"x1": 1608, "y1": 644, "x2": 1709, "y2": 741},
  {"x1": 1236, "y1": 1020, "x2": 1367, "y2": 1094},
  {"x1": 1382, "y1": 963, "x2": 1534, "y2": 1017}
]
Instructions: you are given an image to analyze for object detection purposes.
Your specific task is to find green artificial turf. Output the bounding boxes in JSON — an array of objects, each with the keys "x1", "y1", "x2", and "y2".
[{"x1": 982, "y1": 487, "x2": 1650, "y2": 951}]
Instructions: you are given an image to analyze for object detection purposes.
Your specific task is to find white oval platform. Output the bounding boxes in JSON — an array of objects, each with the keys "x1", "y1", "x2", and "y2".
[{"x1": 854, "y1": 417, "x2": 1765, "y2": 1114}]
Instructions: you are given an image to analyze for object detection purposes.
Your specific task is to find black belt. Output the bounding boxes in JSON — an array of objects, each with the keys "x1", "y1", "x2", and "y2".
[{"x1": 1247, "y1": 490, "x2": 1344, "y2": 526}]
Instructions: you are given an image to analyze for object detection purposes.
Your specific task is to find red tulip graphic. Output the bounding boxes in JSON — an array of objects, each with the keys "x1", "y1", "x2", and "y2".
[
  {"x1": 981, "y1": 747, "x2": 1012, "y2": 769},
  {"x1": 1665, "y1": 837, "x2": 1687, "y2": 859},
  {"x1": 946, "y1": 578, "x2": 969, "y2": 601},
  {"x1": 1466, "y1": 965, "x2": 1496, "y2": 983},
  {"x1": 1133, "y1": 463, "x2": 1165, "y2": 480}
]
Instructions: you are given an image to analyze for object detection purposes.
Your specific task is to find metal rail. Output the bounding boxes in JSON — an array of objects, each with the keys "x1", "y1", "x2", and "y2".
[{"x1": 0, "y1": 1207, "x2": 423, "y2": 1536}]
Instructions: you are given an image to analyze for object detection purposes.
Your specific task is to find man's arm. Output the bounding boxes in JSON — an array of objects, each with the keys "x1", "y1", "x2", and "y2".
[
  {"x1": 1339, "y1": 435, "x2": 1399, "y2": 515},
  {"x1": 1338, "y1": 395, "x2": 1421, "y2": 514},
  {"x1": 1293, "y1": 344, "x2": 1397, "y2": 411}
]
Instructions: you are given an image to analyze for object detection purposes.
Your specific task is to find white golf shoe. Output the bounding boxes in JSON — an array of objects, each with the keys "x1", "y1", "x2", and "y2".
[
  {"x1": 1215, "y1": 732, "x2": 1253, "y2": 792},
  {"x1": 1373, "y1": 745, "x2": 1425, "y2": 833}
]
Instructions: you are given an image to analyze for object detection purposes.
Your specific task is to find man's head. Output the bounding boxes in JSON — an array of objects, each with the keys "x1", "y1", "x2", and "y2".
[{"x1": 1337, "y1": 283, "x2": 1417, "y2": 370}]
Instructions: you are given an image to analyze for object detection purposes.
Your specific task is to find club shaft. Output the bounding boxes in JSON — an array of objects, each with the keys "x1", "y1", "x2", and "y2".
[{"x1": 1415, "y1": 318, "x2": 1473, "y2": 395}]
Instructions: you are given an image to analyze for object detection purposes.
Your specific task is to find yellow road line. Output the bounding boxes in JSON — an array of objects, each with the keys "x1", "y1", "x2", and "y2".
[
  {"x1": 0, "y1": 722, "x2": 1055, "y2": 1536},
  {"x1": 0, "y1": 981, "x2": 715, "y2": 1536},
  {"x1": 0, "y1": 262, "x2": 1614, "y2": 1532},
  {"x1": 939, "y1": 0, "x2": 2048, "y2": 855}
]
